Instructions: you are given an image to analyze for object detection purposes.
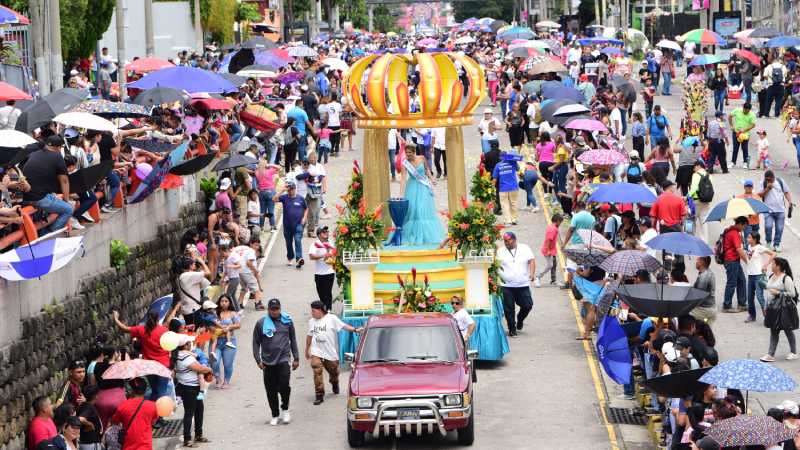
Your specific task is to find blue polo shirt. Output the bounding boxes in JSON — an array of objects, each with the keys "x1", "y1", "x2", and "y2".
[
  {"x1": 492, "y1": 160, "x2": 519, "y2": 193},
  {"x1": 648, "y1": 114, "x2": 669, "y2": 141},
  {"x1": 279, "y1": 194, "x2": 307, "y2": 227},
  {"x1": 286, "y1": 107, "x2": 309, "y2": 136}
]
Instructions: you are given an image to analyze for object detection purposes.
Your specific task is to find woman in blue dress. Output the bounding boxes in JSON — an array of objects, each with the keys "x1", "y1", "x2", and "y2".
[{"x1": 399, "y1": 143, "x2": 445, "y2": 245}]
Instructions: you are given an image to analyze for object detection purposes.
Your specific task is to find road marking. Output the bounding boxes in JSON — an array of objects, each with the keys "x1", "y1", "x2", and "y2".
[
  {"x1": 258, "y1": 219, "x2": 283, "y2": 275},
  {"x1": 536, "y1": 185, "x2": 622, "y2": 450}
]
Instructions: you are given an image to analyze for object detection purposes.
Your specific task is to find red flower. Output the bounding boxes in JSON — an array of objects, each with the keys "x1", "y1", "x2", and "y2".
[
  {"x1": 494, "y1": 224, "x2": 505, "y2": 231},
  {"x1": 373, "y1": 203, "x2": 383, "y2": 218},
  {"x1": 366, "y1": 225, "x2": 373, "y2": 234},
  {"x1": 358, "y1": 199, "x2": 366, "y2": 217},
  {"x1": 479, "y1": 165, "x2": 485, "y2": 176},
  {"x1": 424, "y1": 274, "x2": 429, "y2": 286},
  {"x1": 487, "y1": 201, "x2": 495, "y2": 211},
  {"x1": 353, "y1": 160, "x2": 361, "y2": 172},
  {"x1": 397, "y1": 274, "x2": 405, "y2": 288},
  {"x1": 411, "y1": 267, "x2": 417, "y2": 284},
  {"x1": 460, "y1": 196, "x2": 469, "y2": 209},
  {"x1": 482, "y1": 235, "x2": 491, "y2": 242},
  {"x1": 339, "y1": 225, "x2": 349, "y2": 234},
  {"x1": 335, "y1": 204, "x2": 345, "y2": 215},
  {"x1": 459, "y1": 223, "x2": 470, "y2": 230},
  {"x1": 352, "y1": 181, "x2": 361, "y2": 190}
]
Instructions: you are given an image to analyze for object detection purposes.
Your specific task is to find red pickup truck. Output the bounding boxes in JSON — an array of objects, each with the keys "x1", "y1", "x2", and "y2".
[{"x1": 345, "y1": 313, "x2": 476, "y2": 447}]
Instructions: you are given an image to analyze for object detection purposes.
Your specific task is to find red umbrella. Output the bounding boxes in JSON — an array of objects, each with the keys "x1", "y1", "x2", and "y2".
[
  {"x1": 191, "y1": 97, "x2": 235, "y2": 111},
  {"x1": 126, "y1": 57, "x2": 175, "y2": 74},
  {"x1": 732, "y1": 49, "x2": 761, "y2": 66},
  {"x1": 0, "y1": 82, "x2": 31, "y2": 101},
  {"x1": 0, "y1": 5, "x2": 29, "y2": 25},
  {"x1": 267, "y1": 48, "x2": 293, "y2": 62},
  {"x1": 240, "y1": 109, "x2": 281, "y2": 132}
]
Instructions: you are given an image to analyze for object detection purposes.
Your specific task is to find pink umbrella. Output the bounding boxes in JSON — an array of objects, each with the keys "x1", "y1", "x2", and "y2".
[
  {"x1": 418, "y1": 38, "x2": 438, "y2": 47},
  {"x1": 578, "y1": 149, "x2": 627, "y2": 166},
  {"x1": 565, "y1": 118, "x2": 608, "y2": 132},
  {"x1": 102, "y1": 359, "x2": 172, "y2": 380}
]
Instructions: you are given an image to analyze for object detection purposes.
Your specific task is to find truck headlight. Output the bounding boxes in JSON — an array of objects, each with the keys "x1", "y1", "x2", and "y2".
[
  {"x1": 356, "y1": 397, "x2": 374, "y2": 409},
  {"x1": 444, "y1": 394, "x2": 462, "y2": 407}
]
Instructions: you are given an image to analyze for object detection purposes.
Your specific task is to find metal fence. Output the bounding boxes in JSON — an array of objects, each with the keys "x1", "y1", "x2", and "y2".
[{"x1": 3, "y1": 25, "x2": 31, "y2": 68}]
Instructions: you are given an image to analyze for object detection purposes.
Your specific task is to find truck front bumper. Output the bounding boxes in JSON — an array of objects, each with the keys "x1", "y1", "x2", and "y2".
[{"x1": 348, "y1": 399, "x2": 471, "y2": 436}]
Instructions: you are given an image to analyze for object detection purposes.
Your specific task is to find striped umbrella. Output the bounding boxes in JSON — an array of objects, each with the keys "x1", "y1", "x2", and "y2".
[
  {"x1": 704, "y1": 197, "x2": 771, "y2": 222},
  {"x1": 679, "y1": 28, "x2": 727, "y2": 45},
  {"x1": 600, "y1": 250, "x2": 661, "y2": 276},
  {"x1": 0, "y1": 237, "x2": 84, "y2": 281},
  {"x1": 577, "y1": 149, "x2": 627, "y2": 166}
]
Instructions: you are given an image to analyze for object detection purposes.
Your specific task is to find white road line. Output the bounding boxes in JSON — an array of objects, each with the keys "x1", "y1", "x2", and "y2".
[{"x1": 258, "y1": 219, "x2": 283, "y2": 275}]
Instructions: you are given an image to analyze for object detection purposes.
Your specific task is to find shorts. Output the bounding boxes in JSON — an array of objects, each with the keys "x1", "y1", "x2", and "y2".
[{"x1": 240, "y1": 272, "x2": 260, "y2": 293}]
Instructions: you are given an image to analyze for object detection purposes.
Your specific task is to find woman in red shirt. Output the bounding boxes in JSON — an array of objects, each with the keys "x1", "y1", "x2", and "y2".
[
  {"x1": 113, "y1": 310, "x2": 173, "y2": 400},
  {"x1": 110, "y1": 377, "x2": 159, "y2": 450}
]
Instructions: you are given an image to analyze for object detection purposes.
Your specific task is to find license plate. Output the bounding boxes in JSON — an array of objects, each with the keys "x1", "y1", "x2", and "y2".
[{"x1": 397, "y1": 408, "x2": 420, "y2": 420}]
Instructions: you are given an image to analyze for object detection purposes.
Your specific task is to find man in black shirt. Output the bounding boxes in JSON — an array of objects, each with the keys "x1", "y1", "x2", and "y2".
[
  {"x1": 92, "y1": 131, "x2": 121, "y2": 212},
  {"x1": 22, "y1": 135, "x2": 73, "y2": 234},
  {"x1": 301, "y1": 85, "x2": 319, "y2": 124}
]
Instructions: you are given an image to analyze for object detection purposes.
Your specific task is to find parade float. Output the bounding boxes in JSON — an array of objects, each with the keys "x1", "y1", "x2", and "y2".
[{"x1": 336, "y1": 51, "x2": 509, "y2": 361}]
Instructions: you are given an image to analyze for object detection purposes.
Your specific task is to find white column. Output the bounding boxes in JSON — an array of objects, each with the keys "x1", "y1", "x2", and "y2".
[
  {"x1": 48, "y1": 0, "x2": 63, "y2": 91},
  {"x1": 368, "y1": 5, "x2": 374, "y2": 32},
  {"x1": 116, "y1": 0, "x2": 127, "y2": 100},
  {"x1": 332, "y1": 5, "x2": 339, "y2": 31}
]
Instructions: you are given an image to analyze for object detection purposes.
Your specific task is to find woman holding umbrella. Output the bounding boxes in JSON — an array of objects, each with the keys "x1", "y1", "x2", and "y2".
[{"x1": 760, "y1": 257, "x2": 800, "y2": 362}]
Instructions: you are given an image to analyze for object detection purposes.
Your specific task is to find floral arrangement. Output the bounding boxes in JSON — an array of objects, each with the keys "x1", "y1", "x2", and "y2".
[
  {"x1": 445, "y1": 197, "x2": 502, "y2": 294},
  {"x1": 333, "y1": 198, "x2": 386, "y2": 287},
  {"x1": 682, "y1": 78, "x2": 709, "y2": 122},
  {"x1": 393, "y1": 267, "x2": 446, "y2": 313},
  {"x1": 469, "y1": 165, "x2": 496, "y2": 205},
  {"x1": 341, "y1": 160, "x2": 364, "y2": 212}
]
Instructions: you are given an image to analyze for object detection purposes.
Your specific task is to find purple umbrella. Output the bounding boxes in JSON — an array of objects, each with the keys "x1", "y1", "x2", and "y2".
[
  {"x1": 129, "y1": 66, "x2": 237, "y2": 94},
  {"x1": 542, "y1": 85, "x2": 584, "y2": 102},
  {"x1": 276, "y1": 71, "x2": 305, "y2": 85},
  {"x1": 254, "y1": 50, "x2": 293, "y2": 69}
]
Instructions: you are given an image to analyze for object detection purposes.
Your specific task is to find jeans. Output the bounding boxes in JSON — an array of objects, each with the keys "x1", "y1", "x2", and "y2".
[
  {"x1": 619, "y1": 108, "x2": 627, "y2": 136},
  {"x1": 389, "y1": 147, "x2": 397, "y2": 178},
  {"x1": 747, "y1": 274, "x2": 766, "y2": 319},
  {"x1": 297, "y1": 136, "x2": 308, "y2": 161},
  {"x1": 315, "y1": 273, "x2": 335, "y2": 311},
  {"x1": 74, "y1": 191, "x2": 97, "y2": 219},
  {"x1": 501, "y1": 286, "x2": 533, "y2": 332},
  {"x1": 553, "y1": 164, "x2": 568, "y2": 193},
  {"x1": 764, "y1": 211, "x2": 786, "y2": 247},
  {"x1": 176, "y1": 383, "x2": 204, "y2": 442},
  {"x1": 522, "y1": 170, "x2": 538, "y2": 207},
  {"x1": 662, "y1": 72, "x2": 672, "y2": 95},
  {"x1": 317, "y1": 145, "x2": 330, "y2": 164},
  {"x1": 229, "y1": 122, "x2": 243, "y2": 143},
  {"x1": 793, "y1": 136, "x2": 800, "y2": 168},
  {"x1": 714, "y1": 89, "x2": 726, "y2": 114},
  {"x1": 212, "y1": 336, "x2": 237, "y2": 383},
  {"x1": 766, "y1": 85, "x2": 785, "y2": 117},
  {"x1": 262, "y1": 362, "x2": 291, "y2": 418},
  {"x1": 258, "y1": 190, "x2": 276, "y2": 228},
  {"x1": 723, "y1": 261, "x2": 747, "y2": 309},
  {"x1": 708, "y1": 139, "x2": 728, "y2": 173},
  {"x1": 35, "y1": 193, "x2": 74, "y2": 233},
  {"x1": 283, "y1": 222, "x2": 304, "y2": 261},
  {"x1": 769, "y1": 328, "x2": 797, "y2": 356},
  {"x1": 105, "y1": 170, "x2": 120, "y2": 207},
  {"x1": 329, "y1": 126, "x2": 341, "y2": 155},
  {"x1": 731, "y1": 138, "x2": 749, "y2": 165},
  {"x1": 743, "y1": 78, "x2": 753, "y2": 104}
]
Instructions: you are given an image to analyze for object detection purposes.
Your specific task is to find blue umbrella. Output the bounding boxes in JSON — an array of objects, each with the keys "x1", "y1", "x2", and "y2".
[
  {"x1": 765, "y1": 35, "x2": 800, "y2": 48},
  {"x1": 129, "y1": 66, "x2": 238, "y2": 94},
  {"x1": 541, "y1": 85, "x2": 584, "y2": 102},
  {"x1": 699, "y1": 359, "x2": 796, "y2": 392},
  {"x1": 140, "y1": 294, "x2": 174, "y2": 325},
  {"x1": 644, "y1": 232, "x2": 713, "y2": 256},
  {"x1": 596, "y1": 315, "x2": 632, "y2": 385},
  {"x1": 499, "y1": 27, "x2": 535, "y2": 41},
  {"x1": 578, "y1": 37, "x2": 625, "y2": 46},
  {"x1": 0, "y1": 237, "x2": 84, "y2": 281},
  {"x1": 587, "y1": 182, "x2": 657, "y2": 204},
  {"x1": 128, "y1": 157, "x2": 173, "y2": 204},
  {"x1": 600, "y1": 47, "x2": 623, "y2": 56},
  {"x1": 688, "y1": 55, "x2": 723, "y2": 66},
  {"x1": 704, "y1": 197, "x2": 771, "y2": 222}
]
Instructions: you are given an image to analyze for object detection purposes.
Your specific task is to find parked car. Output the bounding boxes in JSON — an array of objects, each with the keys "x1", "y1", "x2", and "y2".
[{"x1": 345, "y1": 313, "x2": 476, "y2": 447}]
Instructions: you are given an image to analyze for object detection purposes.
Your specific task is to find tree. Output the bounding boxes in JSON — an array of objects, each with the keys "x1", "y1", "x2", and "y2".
[
  {"x1": 344, "y1": 0, "x2": 368, "y2": 29},
  {"x1": 206, "y1": 0, "x2": 237, "y2": 43},
  {"x1": 373, "y1": 5, "x2": 395, "y2": 33},
  {"x1": 577, "y1": 0, "x2": 597, "y2": 27},
  {"x1": 453, "y1": 0, "x2": 514, "y2": 23}
]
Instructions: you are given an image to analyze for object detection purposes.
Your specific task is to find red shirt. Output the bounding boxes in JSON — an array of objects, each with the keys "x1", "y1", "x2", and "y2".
[
  {"x1": 723, "y1": 227, "x2": 743, "y2": 262},
  {"x1": 541, "y1": 224, "x2": 559, "y2": 256},
  {"x1": 27, "y1": 416, "x2": 57, "y2": 450},
  {"x1": 650, "y1": 191, "x2": 687, "y2": 227},
  {"x1": 111, "y1": 398, "x2": 158, "y2": 450},
  {"x1": 129, "y1": 325, "x2": 170, "y2": 368}
]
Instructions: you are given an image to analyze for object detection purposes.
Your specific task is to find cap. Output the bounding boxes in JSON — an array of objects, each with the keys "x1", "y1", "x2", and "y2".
[
  {"x1": 743, "y1": 179, "x2": 754, "y2": 187},
  {"x1": 175, "y1": 333, "x2": 196, "y2": 347},
  {"x1": 69, "y1": 69, "x2": 79, "y2": 76},
  {"x1": 310, "y1": 300, "x2": 326, "y2": 311},
  {"x1": 579, "y1": 73, "x2": 589, "y2": 81},
  {"x1": 598, "y1": 203, "x2": 611, "y2": 213},
  {"x1": 695, "y1": 436, "x2": 721, "y2": 450},
  {"x1": 316, "y1": 225, "x2": 329, "y2": 234},
  {"x1": 44, "y1": 135, "x2": 63, "y2": 147},
  {"x1": 674, "y1": 336, "x2": 691, "y2": 350},
  {"x1": 202, "y1": 300, "x2": 217, "y2": 310},
  {"x1": 629, "y1": 150, "x2": 639, "y2": 159},
  {"x1": 286, "y1": 180, "x2": 297, "y2": 188},
  {"x1": 483, "y1": 107, "x2": 493, "y2": 115},
  {"x1": 502, "y1": 231, "x2": 516, "y2": 240},
  {"x1": 219, "y1": 178, "x2": 231, "y2": 191},
  {"x1": 268, "y1": 298, "x2": 281, "y2": 309}
]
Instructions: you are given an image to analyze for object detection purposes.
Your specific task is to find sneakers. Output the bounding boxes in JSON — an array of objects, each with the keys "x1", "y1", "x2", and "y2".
[
  {"x1": 744, "y1": 316, "x2": 756, "y2": 323},
  {"x1": 775, "y1": 245, "x2": 782, "y2": 253},
  {"x1": 313, "y1": 395, "x2": 324, "y2": 405},
  {"x1": 70, "y1": 218, "x2": 85, "y2": 230},
  {"x1": 254, "y1": 301, "x2": 265, "y2": 311},
  {"x1": 788, "y1": 353, "x2": 799, "y2": 361},
  {"x1": 534, "y1": 277, "x2": 542, "y2": 288},
  {"x1": 296, "y1": 258, "x2": 305, "y2": 269},
  {"x1": 100, "y1": 205, "x2": 115, "y2": 213},
  {"x1": 225, "y1": 341, "x2": 237, "y2": 349},
  {"x1": 532, "y1": 207, "x2": 540, "y2": 212},
  {"x1": 760, "y1": 354, "x2": 776, "y2": 362},
  {"x1": 81, "y1": 212, "x2": 95, "y2": 223},
  {"x1": 742, "y1": 162, "x2": 749, "y2": 170},
  {"x1": 280, "y1": 410, "x2": 291, "y2": 424},
  {"x1": 269, "y1": 417, "x2": 280, "y2": 426}
]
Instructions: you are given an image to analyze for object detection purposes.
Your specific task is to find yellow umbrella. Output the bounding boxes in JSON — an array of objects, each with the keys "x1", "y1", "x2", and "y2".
[{"x1": 244, "y1": 104, "x2": 277, "y2": 121}]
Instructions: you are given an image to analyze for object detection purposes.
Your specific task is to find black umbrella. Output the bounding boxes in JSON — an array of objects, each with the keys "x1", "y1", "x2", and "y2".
[
  {"x1": 614, "y1": 283, "x2": 710, "y2": 317},
  {"x1": 69, "y1": 160, "x2": 114, "y2": 194},
  {"x1": 125, "y1": 138, "x2": 183, "y2": 153},
  {"x1": 212, "y1": 153, "x2": 258, "y2": 171},
  {"x1": 552, "y1": 113, "x2": 591, "y2": 126},
  {"x1": 15, "y1": 88, "x2": 87, "y2": 133},
  {"x1": 133, "y1": 87, "x2": 187, "y2": 108},
  {"x1": 0, "y1": 147, "x2": 24, "y2": 166},
  {"x1": 540, "y1": 99, "x2": 578, "y2": 123},
  {"x1": 169, "y1": 153, "x2": 217, "y2": 176},
  {"x1": 490, "y1": 20, "x2": 509, "y2": 32},
  {"x1": 241, "y1": 35, "x2": 278, "y2": 50},
  {"x1": 643, "y1": 367, "x2": 711, "y2": 398},
  {"x1": 8, "y1": 142, "x2": 41, "y2": 167},
  {"x1": 218, "y1": 72, "x2": 246, "y2": 87}
]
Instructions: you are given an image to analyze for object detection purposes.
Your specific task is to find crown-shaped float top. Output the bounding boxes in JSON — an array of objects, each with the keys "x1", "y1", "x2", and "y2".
[{"x1": 343, "y1": 52, "x2": 486, "y2": 129}]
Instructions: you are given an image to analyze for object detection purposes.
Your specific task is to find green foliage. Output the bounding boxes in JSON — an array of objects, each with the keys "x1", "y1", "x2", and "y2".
[
  {"x1": 373, "y1": 5, "x2": 395, "y2": 33},
  {"x1": 453, "y1": 0, "x2": 513, "y2": 23},
  {"x1": 199, "y1": 176, "x2": 218, "y2": 201},
  {"x1": 236, "y1": 1, "x2": 262, "y2": 22},
  {"x1": 207, "y1": 0, "x2": 237, "y2": 43},
  {"x1": 470, "y1": 166, "x2": 496, "y2": 205},
  {"x1": 341, "y1": 0, "x2": 367, "y2": 29},
  {"x1": 110, "y1": 239, "x2": 131, "y2": 269},
  {"x1": 577, "y1": 0, "x2": 597, "y2": 27}
]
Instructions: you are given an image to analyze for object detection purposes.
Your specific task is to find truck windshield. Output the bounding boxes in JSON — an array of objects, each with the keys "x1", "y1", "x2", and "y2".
[{"x1": 359, "y1": 325, "x2": 460, "y2": 363}]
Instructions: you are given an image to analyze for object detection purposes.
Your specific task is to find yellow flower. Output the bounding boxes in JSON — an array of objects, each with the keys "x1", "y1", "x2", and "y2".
[
  {"x1": 467, "y1": 235, "x2": 475, "y2": 241},
  {"x1": 475, "y1": 218, "x2": 485, "y2": 225}
]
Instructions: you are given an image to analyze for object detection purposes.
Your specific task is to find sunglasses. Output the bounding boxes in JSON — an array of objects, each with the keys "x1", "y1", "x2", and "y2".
[{"x1": 452, "y1": 301, "x2": 462, "y2": 305}]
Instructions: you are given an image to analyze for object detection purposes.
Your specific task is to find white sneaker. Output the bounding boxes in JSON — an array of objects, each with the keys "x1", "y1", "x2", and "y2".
[
  {"x1": 774, "y1": 245, "x2": 782, "y2": 253},
  {"x1": 760, "y1": 354, "x2": 776, "y2": 362},
  {"x1": 534, "y1": 277, "x2": 542, "y2": 288},
  {"x1": 787, "y1": 353, "x2": 799, "y2": 361},
  {"x1": 532, "y1": 207, "x2": 540, "y2": 212},
  {"x1": 269, "y1": 417, "x2": 280, "y2": 426},
  {"x1": 742, "y1": 162, "x2": 748, "y2": 169},
  {"x1": 81, "y1": 212, "x2": 95, "y2": 223},
  {"x1": 101, "y1": 205, "x2": 114, "y2": 213},
  {"x1": 70, "y1": 218, "x2": 85, "y2": 230},
  {"x1": 281, "y1": 410, "x2": 291, "y2": 424}
]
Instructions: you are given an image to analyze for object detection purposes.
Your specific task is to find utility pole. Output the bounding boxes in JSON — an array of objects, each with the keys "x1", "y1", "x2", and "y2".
[
  {"x1": 595, "y1": 0, "x2": 601, "y2": 24},
  {"x1": 368, "y1": 5, "x2": 374, "y2": 32},
  {"x1": 48, "y1": 0, "x2": 63, "y2": 91},
  {"x1": 30, "y1": 0, "x2": 49, "y2": 96},
  {"x1": 116, "y1": 0, "x2": 127, "y2": 100},
  {"x1": 193, "y1": 0, "x2": 203, "y2": 51},
  {"x1": 144, "y1": 0, "x2": 155, "y2": 56}
]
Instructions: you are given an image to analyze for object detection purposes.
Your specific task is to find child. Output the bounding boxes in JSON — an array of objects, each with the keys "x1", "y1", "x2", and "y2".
[
  {"x1": 569, "y1": 61, "x2": 580, "y2": 84},
  {"x1": 630, "y1": 112, "x2": 646, "y2": 161},
  {"x1": 642, "y1": 78, "x2": 655, "y2": 118},
  {"x1": 246, "y1": 189, "x2": 261, "y2": 237},
  {"x1": 756, "y1": 129, "x2": 771, "y2": 169},
  {"x1": 220, "y1": 244, "x2": 242, "y2": 306},
  {"x1": 535, "y1": 213, "x2": 563, "y2": 287}
]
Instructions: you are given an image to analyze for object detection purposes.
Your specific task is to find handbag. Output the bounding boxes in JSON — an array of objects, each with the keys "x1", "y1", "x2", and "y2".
[{"x1": 764, "y1": 275, "x2": 800, "y2": 330}]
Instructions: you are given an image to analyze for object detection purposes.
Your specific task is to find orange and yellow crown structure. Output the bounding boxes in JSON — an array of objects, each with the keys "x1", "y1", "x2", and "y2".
[{"x1": 343, "y1": 52, "x2": 486, "y2": 129}]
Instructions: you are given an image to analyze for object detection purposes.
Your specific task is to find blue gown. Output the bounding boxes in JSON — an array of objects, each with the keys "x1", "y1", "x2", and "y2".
[{"x1": 402, "y1": 161, "x2": 445, "y2": 245}]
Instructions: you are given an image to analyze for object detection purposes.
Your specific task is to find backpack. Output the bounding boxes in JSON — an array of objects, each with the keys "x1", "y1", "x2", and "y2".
[
  {"x1": 626, "y1": 164, "x2": 643, "y2": 184},
  {"x1": 714, "y1": 230, "x2": 727, "y2": 265},
  {"x1": 697, "y1": 173, "x2": 715, "y2": 203},
  {"x1": 772, "y1": 66, "x2": 784, "y2": 86}
]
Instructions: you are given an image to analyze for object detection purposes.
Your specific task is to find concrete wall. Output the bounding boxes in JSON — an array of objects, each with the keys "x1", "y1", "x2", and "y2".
[{"x1": 98, "y1": 0, "x2": 200, "y2": 62}]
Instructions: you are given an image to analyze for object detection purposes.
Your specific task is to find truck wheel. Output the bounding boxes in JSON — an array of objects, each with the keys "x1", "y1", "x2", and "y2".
[
  {"x1": 347, "y1": 419, "x2": 366, "y2": 447},
  {"x1": 457, "y1": 412, "x2": 475, "y2": 446}
]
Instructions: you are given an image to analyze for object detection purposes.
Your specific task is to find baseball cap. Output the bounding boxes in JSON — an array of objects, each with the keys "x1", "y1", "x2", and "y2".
[
  {"x1": 316, "y1": 225, "x2": 329, "y2": 234},
  {"x1": 743, "y1": 179, "x2": 754, "y2": 187},
  {"x1": 674, "y1": 336, "x2": 691, "y2": 350},
  {"x1": 483, "y1": 107, "x2": 493, "y2": 115},
  {"x1": 219, "y1": 178, "x2": 231, "y2": 191},
  {"x1": 176, "y1": 333, "x2": 196, "y2": 347},
  {"x1": 286, "y1": 180, "x2": 297, "y2": 188},
  {"x1": 44, "y1": 135, "x2": 63, "y2": 147},
  {"x1": 202, "y1": 300, "x2": 217, "y2": 310},
  {"x1": 268, "y1": 298, "x2": 281, "y2": 309},
  {"x1": 629, "y1": 150, "x2": 639, "y2": 159}
]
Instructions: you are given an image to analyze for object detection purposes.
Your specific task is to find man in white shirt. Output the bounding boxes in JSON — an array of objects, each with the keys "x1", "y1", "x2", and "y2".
[
  {"x1": 608, "y1": 98, "x2": 623, "y2": 140},
  {"x1": 496, "y1": 231, "x2": 535, "y2": 336},
  {"x1": 478, "y1": 108, "x2": 501, "y2": 153},
  {"x1": 305, "y1": 301, "x2": 360, "y2": 404},
  {"x1": 0, "y1": 100, "x2": 21, "y2": 130},
  {"x1": 233, "y1": 238, "x2": 264, "y2": 310},
  {"x1": 450, "y1": 295, "x2": 476, "y2": 342},
  {"x1": 177, "y1": 251, "x2": 211, "y2": 325},
  {"x1": 308, "y1": 225, "x2": 336, "y2": 310},
  {"x1": 325, "y1": 93, "x2": 343, "y2": 155},
  {"x1": 639, "y1": 217, "x2": 658, "y2": 258},
  {"x1": 431, "y1": 127, "x2": 447, "y2": 179}
]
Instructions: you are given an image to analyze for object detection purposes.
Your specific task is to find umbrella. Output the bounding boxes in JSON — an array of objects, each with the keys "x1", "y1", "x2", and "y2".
[
  {"x1": 275, "y1": 71, "x2": 305, "y2": 85},
  {"x1": 0, "y1": 81, "x2": 31, "y2": 101},
  {"x1": 643, "y1": 368, "x2": 711, "y2": 398},
  {"x1": 287, "y1": 45, "x2": 318, "y2": 58},
  {"x1": 454, "y1": 36, "x2": 476, "y2": 45},
  {"x1": 190, "y1": 97, "x2": 234, "y2": 111},
  {"x1": 732, "y1": 49, "x2": 762, "y2": 66},
  {"x1": 614, "y1": 283, "x2": 710, "y2": 317},
  {"x1": 0, "y1": 236, "x2": 84, "y2": 281},
  {"x1": 71, "y1": 100, "x2": 151, "y2": 118},
  {"x1": 213, "y1": 153, "x2": 258, "y2": 171},
  {"x1": 542, "y1": 85, "x2": 584, "y2": 103},
  {"x1": 748, "y1": 26, "x2": 782, "y2": 38},
  {"x1": 588, "y1": 183, "x2": 657, "y2": 203},
  {"x1": 218, "y1": 72, "x2": 246, "y2": 87},
  {"x1": 169, "y1": 153, "x2": 217, "y2": 176},
  {"x1": 525, "y1": 57, "x2": 568, "y2": 75},
  {"x1": 0, "y1": 130, "x2": 36, "y2": 149},
  {"x1": 596, "y1": 315, "x2": 631, "y2": 385},
  {"x1": 510, "y1": 47, "x2": 541, "y2": 59},
  {"x1": 512, "y1": 40, "x2": 551, "y2": 52},
  {"x1": 322, "y1": 57, "x2": 349, "y2": 72},
  {"x1": 126, "y1": 57, "x2": 174, "y2": 74},
  {"x1": 540, "y1": 99, "x2": 578, "y2": 122},
  {"x1": 15, "y1": 88, "x2": 87, "y2": 133},
  {"x1": 241, "y1": 35, "x2": 278, "y2": 50},
  {"x1": 236, "y1": 65, "x2": 277, "y2": 78},
  {"x1": 499, "y1": 27, "x2": 535, "y2": 41},
  {"x1": 133, "y1": 87, "x2": 187, "y2": 108},
  {"x1": 577, "y1": 229, "x2": 614, "y2": 249},
  {"x1": 765, "y1": 35, "x2": 800, "y2": 48},
  {"x1": 0, "y1": 5, "x2": 28, "y2": 25},
  {"x1": 704, "y1": 197, "x2": 771, "y2": 222},
  {"x1": 699, "y1": 359, "x2": 796, "y2": 392},
  {"x1": 577, "y1": 37, "x2": 624, "y2": 46},
  {"x1": 706, "y1": 415, "x2": 798, "y2": 447},
  {"x1": 578, "y1": 149, "x2": 627, "y2": 165},
  {"x1": 128, "y1": 66, "x2": 237, "y2": 94},
  {"x1": 553, "y1": 103, "x2": 590, "y2": 116},
  {"x1": 53, "y1": 112, "x2": 116, "y2": 132},
  {"x1": 563, "y1": 247, "x2": 611, "y2": 267},
  {"x1": 679, "y1": 28, "x2": 727, "y2": 45},
  {"x1": 600, "y1": 47, "x2": 623, "y2": 56},
  {"x1": 600, "y1": 250, "x2": 661, "y2": 276},
  {"x1": 490, "y1": 20, "x2": 508, "y2": 32},
  {"x1": 551, "y1": 113, "x2": 591, "y2": 126},
  {"x1": 565, "y1": 118, "x2": 608, "y2": 132},
  {"x1": 141, "y1": 294, "x2": 174, "y2": 325},
  {"x1": 614, "y1": 81, "x2": 638, "y2": 103},
  {"x1": 689, "y1": 55, "x2": 723, "y2": 66},
  {"x1": 417, "y1": 37, "x2": 437, "y2": 47},
  {"x1": 126, "y1": 138, "x2": 182, "y2": 153},
  {"x1": 535, "y1": 20, "x2": 560, "y2": 28},
  {"x1": 128, "y1": 157, "x2": 172, "y2": 204},
  {"x1": 644, "y1": 232, "x2": 713, "y2": 256},
  {"x1": 69, "y1": 160, "x2": 114, "y2": 194},
  {"x1": 656, "y1": 39, "x2": 682, "y2": 51},
  {"x1": 101, "y1": 358, "x2": 173, "y2": 379}
]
